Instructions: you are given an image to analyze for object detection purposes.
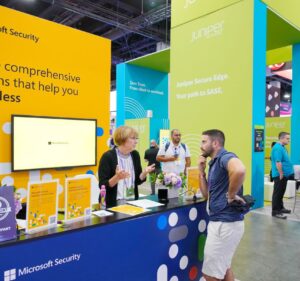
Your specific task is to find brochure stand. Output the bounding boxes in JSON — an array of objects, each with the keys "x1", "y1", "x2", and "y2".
[
  {"x1": 185, "y1": 167, "x2": 202, "y2": 201},
  {"x1": 64, "y1": 176, "x2": 92, "y2": 224},
  {"x1": 26, "y1": 180, "x2": 59, "y2": 234}
]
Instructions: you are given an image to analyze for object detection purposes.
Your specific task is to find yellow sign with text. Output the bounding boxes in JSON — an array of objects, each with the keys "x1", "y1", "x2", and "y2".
[
  {"x1": 187, "y1": 167, "x2": 200, "y2": 194},
  {"x1": 26, "y1": 180, "x2": 58, "y2": 232},
  {"x1": 0, "y1": 6, "x2": 110, "y2": 206},
  {"x1": 65, "y1": 177, "x2": 91, "y2": 221}
]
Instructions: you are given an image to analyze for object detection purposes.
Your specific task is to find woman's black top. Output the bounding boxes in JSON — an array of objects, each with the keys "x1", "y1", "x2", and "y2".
[{"x1": 98, "y1": 148, "x2": 145, "y2": 207}]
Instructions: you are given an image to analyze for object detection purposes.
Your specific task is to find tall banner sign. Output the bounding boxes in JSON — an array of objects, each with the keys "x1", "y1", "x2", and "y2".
[{"x1": 170, "y1": 0, "x2": 256, "y2": 194}]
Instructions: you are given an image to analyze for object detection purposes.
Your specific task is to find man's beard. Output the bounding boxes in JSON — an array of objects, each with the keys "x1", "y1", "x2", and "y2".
[{"x1": 201, "y1": 148, "x2": 213, "y2": 158}]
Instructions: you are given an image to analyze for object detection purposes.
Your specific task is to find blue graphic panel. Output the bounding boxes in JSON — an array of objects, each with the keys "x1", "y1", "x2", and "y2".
[
  {"x1": 116, "y1": 64, "x2": 169, "y2": 126},
  {"x1": 0, "y1": 203, "x2": 208, "y2": 281}
]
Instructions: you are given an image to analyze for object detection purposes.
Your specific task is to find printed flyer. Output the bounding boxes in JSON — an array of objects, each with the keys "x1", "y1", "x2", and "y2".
[
  {"x1": 26, "y1": 180, "x2": 58, "y2": 233},
  {"x1": 65, "y1": 177, "x2": 91, "y2": 222},
  {"x1": 109, "y1": 205, "x2": 149, "y2": 216},
  {"x1": 187, "y1": 167, "x2": 200, "y2": 194}
]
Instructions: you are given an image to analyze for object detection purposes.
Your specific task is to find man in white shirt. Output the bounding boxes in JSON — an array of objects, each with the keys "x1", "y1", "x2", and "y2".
[{"x1": 156, "y1": 129, "x2": 191, "y2": 175}]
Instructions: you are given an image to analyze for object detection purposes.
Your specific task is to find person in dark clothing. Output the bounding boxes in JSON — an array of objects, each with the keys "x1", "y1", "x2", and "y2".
[
  {"x1": 98, "y1": 126, "x2": 155, "y2": 207},
  {"x1": 144, "y1": 140, "x2": 161, "y2": 195}
]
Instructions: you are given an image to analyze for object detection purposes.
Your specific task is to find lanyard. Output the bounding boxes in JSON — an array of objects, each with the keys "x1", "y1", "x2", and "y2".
[
  {"x1": 116, "y1": 149, "x2": 135, "y2": 189},
  {"x1": 173, "y1": 146, "x2": 180, "y2": 154}
]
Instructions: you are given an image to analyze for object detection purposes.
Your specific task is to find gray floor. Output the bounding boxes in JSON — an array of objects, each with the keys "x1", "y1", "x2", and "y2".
[
  {"x1": 252, "y1": 191, "x2": 300, "y2": 222},
  {"x1": 233, "y1": 192, "x2": 300, "y2": 281}
]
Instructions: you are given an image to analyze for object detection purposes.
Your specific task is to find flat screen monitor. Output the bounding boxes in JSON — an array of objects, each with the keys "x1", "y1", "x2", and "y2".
[{"x1": 12, "y1": 115, "x2": 97, "y2": 171}]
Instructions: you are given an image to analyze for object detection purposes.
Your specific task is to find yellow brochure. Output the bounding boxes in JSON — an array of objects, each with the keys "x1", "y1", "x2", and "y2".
[
  {"x1": 65, "y1": 177, "x2": 91, "y2": 222},
  {"x1": 26, "y1": 180, "x2": 58, "y2": 233}
]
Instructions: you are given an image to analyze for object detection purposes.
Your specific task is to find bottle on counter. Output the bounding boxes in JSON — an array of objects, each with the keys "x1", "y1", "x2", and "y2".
[{"x1": 100, "y1": 185, "x2": 106, "y2": 210}]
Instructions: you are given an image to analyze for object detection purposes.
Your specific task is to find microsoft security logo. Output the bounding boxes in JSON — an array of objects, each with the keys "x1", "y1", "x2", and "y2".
[
  {"x1": 3, "y1": 253, "x2": 81, "y2": 280},
  {"x1": 4, "y1": 269, "x2": 16, "y2": 281}
]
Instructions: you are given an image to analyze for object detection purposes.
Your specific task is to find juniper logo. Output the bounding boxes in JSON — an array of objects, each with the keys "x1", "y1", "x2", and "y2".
[
  {"x1": 191, "y1": 21, "x2": 224, "y2": 43},
  {"x1": 0, "y1": 197, "x2": 12, "y2": 221},
  {"x1": 4, "y1": 269, "x2": 16, "y2": 281}
]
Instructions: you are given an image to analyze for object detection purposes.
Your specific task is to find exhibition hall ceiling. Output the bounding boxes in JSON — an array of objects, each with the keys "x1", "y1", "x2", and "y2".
[{"x1": 0, "y1": 0, "x2": 171, "y2": 88}]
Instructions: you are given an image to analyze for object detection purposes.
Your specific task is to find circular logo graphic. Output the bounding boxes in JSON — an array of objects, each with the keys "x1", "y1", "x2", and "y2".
[{"x1": 0, "y1": 196, "x2": 12, "y2": 221}]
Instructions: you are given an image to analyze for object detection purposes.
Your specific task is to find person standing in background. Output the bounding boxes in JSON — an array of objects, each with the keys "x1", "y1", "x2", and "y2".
[
  {"x1": 156, "y1": 129, "x2": 191, "y2": 175},
  {"x1": 144, "y1": 140, "x2": 161, "y2": 195},
  {"x1": 198, "y1": 129, "x2": 246, "y2": 281},
  {"x1": 271, "y1": 132, "x2": 294, "y2": 219}
]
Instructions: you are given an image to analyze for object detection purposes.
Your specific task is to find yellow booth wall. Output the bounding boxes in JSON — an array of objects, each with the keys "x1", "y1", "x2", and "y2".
[{"x1": 0, "y1": 6, "x2": 110, "y2": 207}]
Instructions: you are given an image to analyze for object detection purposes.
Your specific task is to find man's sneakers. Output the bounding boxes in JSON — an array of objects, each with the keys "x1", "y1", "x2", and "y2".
[
  {"x1": 272, "y1": 213, "x2": 287, "y2": 219},
  {"x1": 272, "y1": 207, "x2": 292, "y2": 219},
  {"x1": 281, "y1": 208, "x2": 291, "y2": 214}
]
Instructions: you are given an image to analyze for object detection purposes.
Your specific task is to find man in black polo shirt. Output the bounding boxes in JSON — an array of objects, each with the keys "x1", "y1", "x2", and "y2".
[{"x1": 144, "y1": 140, "x2": 161, "y2": 195}]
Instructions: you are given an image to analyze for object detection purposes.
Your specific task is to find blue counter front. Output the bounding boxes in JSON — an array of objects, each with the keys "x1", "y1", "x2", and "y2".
[{"x1": 0, "y1": 198, "x2": 208, "y2": 281}]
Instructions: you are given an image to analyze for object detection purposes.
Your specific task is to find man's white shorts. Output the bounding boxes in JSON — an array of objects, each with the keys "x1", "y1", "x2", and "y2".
[{"x1": 202, "y1": 220, "x2": 244, "y2": 279}]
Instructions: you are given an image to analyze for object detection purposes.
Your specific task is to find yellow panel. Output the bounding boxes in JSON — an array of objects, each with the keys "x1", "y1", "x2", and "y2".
[
  {"x1": 0, "y1": 7, "x2": 110, "y2": 203},
  {"x1": 262, "y1": 0, "x2": 300, "y2": 29},
  {"x1": 266, "y1": 46, "x2": 292, "y2": 65},
  {"x1": 172, "y1": 0, "x2": 242, "y2": 28}
]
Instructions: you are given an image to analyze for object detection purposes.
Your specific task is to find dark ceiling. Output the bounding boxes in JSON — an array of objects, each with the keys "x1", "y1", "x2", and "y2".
[{"x1": 0, "y1": 0, "x2": 171, "y2": 89}]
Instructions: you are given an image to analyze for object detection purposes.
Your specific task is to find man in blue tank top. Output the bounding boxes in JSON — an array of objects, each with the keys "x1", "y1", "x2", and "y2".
[
  {"x1": 271, "y1": 132, "x2": 294, "y2": 219},
  {"x1": 198, "y1": 129, "x2": 246, "y2": 281}
]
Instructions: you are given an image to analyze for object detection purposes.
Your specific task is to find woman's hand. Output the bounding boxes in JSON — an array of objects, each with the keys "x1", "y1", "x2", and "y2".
[
  {"x1": 108, "y1": 165, "x2": 130, "y2": 187},
  {"x1": 139, "y1": 164, "x2": 155, "y2": 181},
  {"x1": 115, "y1": 165, "x2": 130, "y2": 180},
  {"x1": 145, "y1": 163, "x2": 155, "y2": 174}
]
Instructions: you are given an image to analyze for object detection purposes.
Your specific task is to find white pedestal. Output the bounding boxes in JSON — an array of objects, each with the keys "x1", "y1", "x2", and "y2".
[
  {"x1": 264, "y1": 182, "x2": 273, "y2": 201},
  {"x1": 157, "y1": 184, "x2": 179, "y2": 199},
  {"x1": 264, "y1": 180, "x2": 296, "y2": 201},
  {"x1": 285, "y1": 180, "x2": 296, "y2": 198}
]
